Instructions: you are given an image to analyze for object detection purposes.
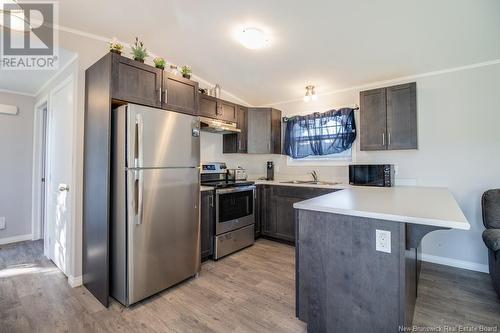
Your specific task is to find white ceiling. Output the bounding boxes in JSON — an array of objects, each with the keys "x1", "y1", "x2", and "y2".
[{"x1": 54, "y1": 0, "x2": 500, "y2": 105}]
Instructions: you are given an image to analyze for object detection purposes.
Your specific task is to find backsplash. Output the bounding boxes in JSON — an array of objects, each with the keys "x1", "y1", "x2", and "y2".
[{"x1": 200, "y1": 131, "x2": 349, "y2": 182}]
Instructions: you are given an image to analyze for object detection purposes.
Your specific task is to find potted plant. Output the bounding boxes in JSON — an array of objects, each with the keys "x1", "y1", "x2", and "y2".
[
  {"x1": 153, "y1": 57, "x2": 166, "y2": 70},
  {"x1": 181, "y1": 65, "x2": 192, "y2": 79},
  {"x1": 109, "y1": 40, "x2": 124, "y2": 55},
  {"x1": 131, "y1": 37, "x2": 148, "y2": 63}
]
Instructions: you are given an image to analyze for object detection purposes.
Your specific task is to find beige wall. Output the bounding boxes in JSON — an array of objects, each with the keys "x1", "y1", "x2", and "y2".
[
  {"x1": 202, "y1": 63, "x2": 500, "y2": 271},
  {"x1": 0, "y1": 92, "x2": 35, "y2": 242}
]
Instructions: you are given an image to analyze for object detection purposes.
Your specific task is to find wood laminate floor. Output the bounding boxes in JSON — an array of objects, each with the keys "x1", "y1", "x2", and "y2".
[{"x1": 1, "y1": 239, "x2": 499, "y2": 332}]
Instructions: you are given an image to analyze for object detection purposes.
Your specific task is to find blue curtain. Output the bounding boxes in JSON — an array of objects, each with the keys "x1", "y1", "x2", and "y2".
[{"x1": 283, "y1": 108, "x2": 357, "y2": 159}]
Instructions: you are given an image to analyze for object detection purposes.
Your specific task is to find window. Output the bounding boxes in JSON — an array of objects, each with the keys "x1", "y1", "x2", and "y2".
[{"x1": 283, "y1": 108, "x2": 357, "y2": 163}]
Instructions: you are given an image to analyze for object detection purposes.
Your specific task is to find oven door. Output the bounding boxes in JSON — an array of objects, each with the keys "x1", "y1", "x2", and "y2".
[{"x1": 215, "y1": 186, "x2": 255, "y2": 235}]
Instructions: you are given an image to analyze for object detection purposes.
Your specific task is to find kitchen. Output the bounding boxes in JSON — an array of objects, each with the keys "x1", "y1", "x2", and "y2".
[{"x1": 0, "y1": 1, "x2": 499, "y2": 332}]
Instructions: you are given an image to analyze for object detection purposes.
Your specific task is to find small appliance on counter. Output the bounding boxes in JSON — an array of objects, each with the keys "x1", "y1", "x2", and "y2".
[
  {"x1": 201, "y1": 162, "x2": 256, "y2": 260},
  {"x1": 227, "y1": 167, "x2": 248, "y2": 181},
  {"x1": 266, "y1": 161, "x2": 274, "y2": 181},
  {"x1": 349, "y1": 164, "x2": 395, "y2": 187}
]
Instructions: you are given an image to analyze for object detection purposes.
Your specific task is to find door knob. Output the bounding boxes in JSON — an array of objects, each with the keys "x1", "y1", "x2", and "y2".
[{"x1": 59, "y1": 184, "x2": 70, "y2": 192}]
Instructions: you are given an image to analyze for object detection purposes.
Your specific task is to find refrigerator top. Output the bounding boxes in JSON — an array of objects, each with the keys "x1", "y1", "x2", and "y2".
[{"x1": 125, "y1": 104, "x2": 200, "y2": 169}]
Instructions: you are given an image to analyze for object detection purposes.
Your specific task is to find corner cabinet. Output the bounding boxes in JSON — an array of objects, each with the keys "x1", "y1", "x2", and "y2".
[
  {"x1": 247, "y1": 108, "x2": 282, "y2": 154},
  {"x1": 83, "y1": 52, "x2": 201, "y2": 307},
  {"x1": 257, "y1": 185, "x2": 337, "y2": 243},
  {"x1": 360, "y1": 82, "x2": 417, "y2": 151}
]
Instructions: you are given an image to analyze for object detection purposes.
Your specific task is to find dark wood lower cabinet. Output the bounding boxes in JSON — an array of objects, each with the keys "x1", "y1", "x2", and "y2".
[
  {"x1": 200, "y1": 191, "x2": 215, "y2": 260},
  {"x1": 257, "y1": 185, "x2": 337, "y2": 243}
]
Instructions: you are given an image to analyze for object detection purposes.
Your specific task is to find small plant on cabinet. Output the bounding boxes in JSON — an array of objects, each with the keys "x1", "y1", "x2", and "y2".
[
  {"x1": 153, "y1": 57, "x2": 166, "y2": 70},
  {"x1": 109, "y1": 40, "x2": 124, "y2": 55},
  {"x1": 131, "y1": 37, "x2": 148, "y2": 63},
  {"x1": 181, "y1": 65, "x2": 192, "y2": 79}
]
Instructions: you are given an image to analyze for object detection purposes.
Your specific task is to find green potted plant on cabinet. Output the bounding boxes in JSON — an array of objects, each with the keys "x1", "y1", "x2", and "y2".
[
  {"x1": 109, "y1": 40, "x2": 124, "y2": 55},
  {"x1": 131, "y1": 37, "x2": 148, "y2": 63},
  {"x1": 181, "y1": 65, "x2": 192, "y2": 79},
  {"x1": 153, "y1": 57, "x2": 166, "y2": 70}
]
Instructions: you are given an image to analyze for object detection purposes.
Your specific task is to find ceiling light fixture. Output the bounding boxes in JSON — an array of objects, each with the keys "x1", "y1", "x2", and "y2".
[
  {"x1": 235, "y1": 27, "x2": 269, "y2": 50},
  {"x1": 303, "y1": 85, "x2": 317, "y2": 102}
]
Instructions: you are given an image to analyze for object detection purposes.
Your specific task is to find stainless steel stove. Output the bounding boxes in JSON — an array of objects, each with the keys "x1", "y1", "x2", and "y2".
[{"x1": 201, "y1": 162, "x2": 255, "y2": 259}]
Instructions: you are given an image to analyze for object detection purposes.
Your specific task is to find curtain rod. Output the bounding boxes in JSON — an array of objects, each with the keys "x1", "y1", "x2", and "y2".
[{"x1": 282, "y1": 105, "x2": 359, "y2": 122}]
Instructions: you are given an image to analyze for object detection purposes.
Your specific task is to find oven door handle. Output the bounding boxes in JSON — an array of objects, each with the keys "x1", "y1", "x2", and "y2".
[{"x1": 215, "y1": 185, "x2": 256, "y2": 195}]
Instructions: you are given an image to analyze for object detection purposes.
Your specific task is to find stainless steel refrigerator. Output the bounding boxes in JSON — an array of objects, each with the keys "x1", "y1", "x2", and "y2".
[{"x1": 111, "y1": 103, "x2": 201, "y2": 306}]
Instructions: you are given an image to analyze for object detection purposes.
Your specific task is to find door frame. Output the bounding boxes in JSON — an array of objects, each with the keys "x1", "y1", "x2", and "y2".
[
  {"x1": 31, "y1": 97, "x2": 49, "y2": 241},
  {"x1": 31, "y1": 73, "x2": 77, "y2": 278}
]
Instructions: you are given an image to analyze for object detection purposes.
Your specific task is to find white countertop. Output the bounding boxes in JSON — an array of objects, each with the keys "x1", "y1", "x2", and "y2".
[
  {"x1": 293, "y1": 186, "x2": 470, "y2": 230},
  {"x1": 200, "y1": 186, "x2": 214, "y2": 192},
  {"x1": 253, "y1": 179, "x2": 350, "y2": 190}
]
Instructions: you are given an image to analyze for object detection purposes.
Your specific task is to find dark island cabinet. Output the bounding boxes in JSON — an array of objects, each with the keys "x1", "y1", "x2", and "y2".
[
  {"x1": 257, "y1": 185, "x2": 337, "y2": 243},
  {"x1": 200, "y1": 191, "x2": 215, "y2": 260},
  {"x1": 223, "y1": 105, "x2": 248, "y2": 153},
  {"x1": 162, "y1": 74, "x2": 199, "y2": 115},
  {"x1": 360, "y1": 82, "x2": 417, "y2": 151},
  {"x1": 111, "y1": 54, "x2": 162, "y2": 108}
]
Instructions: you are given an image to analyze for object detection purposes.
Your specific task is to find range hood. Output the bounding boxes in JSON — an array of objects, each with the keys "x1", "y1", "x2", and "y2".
[{"x1": 199, "y1": 117, "x2": 241, "y2": 134}]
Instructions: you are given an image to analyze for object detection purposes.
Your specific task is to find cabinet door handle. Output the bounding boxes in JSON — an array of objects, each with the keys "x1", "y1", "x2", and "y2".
[
  {"x1": 209, "y1": 195, "x2": 214, "y2": 207},
  {"x1": 238, "y1": 140, "x2": 241, "y2": 150},
  {"x1": 164, "y1": 89, "x2": 168, "y2": 104},
  {"x1": 382, "y1": 133, "x2": 385, "y2": 146},
  {"x1": 388, "y1": 132, "x2": 391, "y2": 146}
]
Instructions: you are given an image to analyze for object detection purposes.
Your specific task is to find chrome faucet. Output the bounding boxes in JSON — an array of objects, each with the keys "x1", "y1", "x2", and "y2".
[{"x1": 310, "y1": 170, "x2": 318, "y2": 182}]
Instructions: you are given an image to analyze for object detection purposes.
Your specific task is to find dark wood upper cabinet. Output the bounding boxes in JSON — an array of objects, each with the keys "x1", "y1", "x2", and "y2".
[
  {"x1": 386, "y1": 83, "x2": 417, "y2": 150},
  {"x1": 247, "y1": 108, "x2": 282, "y2": 154},
  {"x1": 199, "y1": 94, "x2": 237, "y2": 122},
  {"x1": 199, "y1": 94, "x2": 218, "y2": 118},
  {"x1": 111, "y1": 54, "x2": 162, "y2": 108},
  {"x1": 223, "y1": 105, "x2": 248, "y2": 153},
  {"x1": 360, "y1": 82, "x2": 417, "y2": 151},
  {"x1": 162, "y1": 74, "x2": 199, "y2": 115},
  {"x1": 360, "y1": 87, "x2": 387, "y2": 151}
]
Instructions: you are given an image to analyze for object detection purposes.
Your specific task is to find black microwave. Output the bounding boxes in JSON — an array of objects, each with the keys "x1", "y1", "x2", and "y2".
[{"x1": 349, "y1": 164, "x2": 395, "y2": 187}]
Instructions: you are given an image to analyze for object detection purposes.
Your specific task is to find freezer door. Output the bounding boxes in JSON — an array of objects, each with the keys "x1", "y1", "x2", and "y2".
[
  {"x1": 127, "y1": 167, "x2": 200, "y2": 304},
  {"x1": 127, "y1": 104, "x2": 200, "y2": 168}
]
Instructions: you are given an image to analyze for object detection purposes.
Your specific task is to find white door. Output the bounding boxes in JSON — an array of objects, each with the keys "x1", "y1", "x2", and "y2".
[{"x1": 45, "y1": 76, "x2": 74, "y2": 275}]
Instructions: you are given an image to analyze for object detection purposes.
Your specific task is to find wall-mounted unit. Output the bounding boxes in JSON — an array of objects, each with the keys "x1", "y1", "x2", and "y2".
[{"x1": 0, "y1": 104, "x2": 18, "y2": 115}]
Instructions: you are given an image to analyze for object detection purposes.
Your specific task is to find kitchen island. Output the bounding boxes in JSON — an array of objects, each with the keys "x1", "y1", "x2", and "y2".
[{"x1": 293, "y1": 186, "x2": 470, "y2": 333}]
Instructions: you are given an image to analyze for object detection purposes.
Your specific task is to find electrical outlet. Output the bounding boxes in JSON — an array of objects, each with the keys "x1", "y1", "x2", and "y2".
[
  {"x1": 0, "y1": 217, "x2": 5, "y2": 230},
  {"x1": 376, "y1": 229, "x2": 391, "y2": 253}
]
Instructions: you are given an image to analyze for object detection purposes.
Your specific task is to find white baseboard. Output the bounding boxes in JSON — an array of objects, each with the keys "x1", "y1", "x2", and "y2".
[
  {"x1": 68, "y1": 275, "x2": 83, "y2": 288},
  {"x1": 0, "y1": 233, "x2": 33, "y2": 245},
  {"x1": 421, "y1": 253, "x2": 489, "y2": 273}
]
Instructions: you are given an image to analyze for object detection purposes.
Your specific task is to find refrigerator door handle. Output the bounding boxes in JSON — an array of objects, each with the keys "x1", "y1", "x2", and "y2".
[
  {"x1": 135, "y1": 114, "x2": 144, "y2": 168},
  {"x1": 135, "y1": 169, "x2": 144, "y2": 225}
]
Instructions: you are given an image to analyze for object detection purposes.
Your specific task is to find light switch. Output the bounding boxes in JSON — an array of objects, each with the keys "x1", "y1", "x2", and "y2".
[{"x1": 376, "y1": 229, "x2": 391, "y2": 253}]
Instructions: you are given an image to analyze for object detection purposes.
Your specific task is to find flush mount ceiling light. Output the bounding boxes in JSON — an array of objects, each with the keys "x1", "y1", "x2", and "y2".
[
  {"x1": 303, "y1": 85, "x2": 318, "y2": 102},
  {"x1": 235, "y1": 27, "x2": 270, "y2": 50}
]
